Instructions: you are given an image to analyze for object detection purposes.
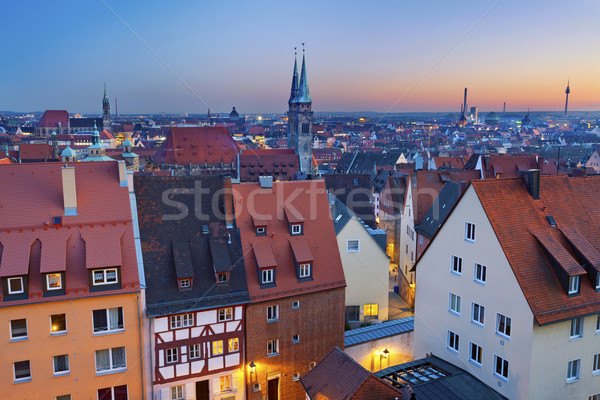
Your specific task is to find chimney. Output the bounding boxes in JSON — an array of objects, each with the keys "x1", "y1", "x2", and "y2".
[
  {"x1": 520, "y1": 169, "x2": 540, "y2": 199},
  {"x1": 61, "y1": 165, "x2": 77, "y2": 215},
  {"x1": 117, "y1": 160, "x2": 127, "y2": 187}
]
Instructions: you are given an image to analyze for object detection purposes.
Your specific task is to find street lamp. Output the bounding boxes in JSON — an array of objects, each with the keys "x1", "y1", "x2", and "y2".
[
  {"x1": 380, "y1": 348, "x2": 390, "y2": 370},
  {"x1": 249, "y1": 361, "x2": 256, "y2": 383}
]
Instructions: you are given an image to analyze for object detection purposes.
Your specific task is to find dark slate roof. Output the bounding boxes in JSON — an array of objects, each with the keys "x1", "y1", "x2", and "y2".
[
  {"x1": 324, "y1": 173, "x2": 375, "y2": 227},
  {"x1": 69, "y1": 117, "x2": 103, "y2": 128},
  {"x1": 336, "y1": 151, "x2": 402, "y2": 175},
  {"x1": 375, "y1": 355, "x2": 507, "y2": 400},
  {"x1": 329, "y1": 193, "x2": 353, "y2": 234},
  {"x1": 344, "y1": 317, "x2": 414, "y2": 347},
  {"x1": 415, "y1": 181, "x2": 461, "y2": 239},
  {"x1": 372, "y1": 169, "x2": 392, "y2": 193},
  {"x1": 134, "y1": 175, "x2": 249, "y2": 317}
]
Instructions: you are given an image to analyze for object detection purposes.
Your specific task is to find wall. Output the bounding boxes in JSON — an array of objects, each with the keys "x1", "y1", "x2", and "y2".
[
  {"x1": 413, "y1": 186, "x2": 534, "y2": 400},
  {"x1": 345, "y1": 331, "x2": 413, "y2": 373},
  {"x1": 0, "y1": 293, "x2": 144, "y2": 400}
]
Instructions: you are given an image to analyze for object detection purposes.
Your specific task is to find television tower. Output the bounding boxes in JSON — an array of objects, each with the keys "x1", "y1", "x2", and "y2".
[{"x1": 564, "y1": 80, "x2": 570, "y2": 116}]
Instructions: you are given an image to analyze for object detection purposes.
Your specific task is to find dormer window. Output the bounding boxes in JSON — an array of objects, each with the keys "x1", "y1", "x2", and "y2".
[
  {"x1": 299, "y1": 263, "x2": 311, "y2": 278},
  {"x1": 179, "y1": 278, "x2": 192, "y2": 289},
  {"x1": 291, "y1": 224, "x2": 302, "y2": 235},
  {"x1": 217, "y1": 272, "x2": 229, "y2": 284},
  {"x1": 92, "y1": 268, "x2": 118, "y2": 286},
  {"x1": 568, "y1": 276, "x2": 580, "y2": 295},
  {"x1": 7, "y1": 277, "x2": 24, "y2": 295},
  {"x1": 256, "y1": 227, "x2": 266, "y2": 235},
  {"x1": 46, "y1": 273, "x2": 62, "y2": 291},
  {"x1": 262, "y1": 269, "x2": 274, "y2": 284},
  {"x1": 596, "y1": 274, "x2": 600, "y2": 291}
]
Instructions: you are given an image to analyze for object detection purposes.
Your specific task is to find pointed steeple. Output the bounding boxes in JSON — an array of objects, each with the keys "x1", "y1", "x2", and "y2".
[
  {"x1": 295, "y1": 44, "x2": 311, "y2": 103},
  {"x1": 103, "y1": 83, "x2": 110, "y2": 108},
  {"x1": 289, "y1": 48, "x2": 299, "y2": 103},
  {"x1": 92, "y1": 122, "x2": 100, "y2": 146}
]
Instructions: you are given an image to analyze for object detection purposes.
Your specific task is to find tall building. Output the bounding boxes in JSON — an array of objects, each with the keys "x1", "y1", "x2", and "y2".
[
  {"x1": 103, "y1": 84, "x2": 111, "y2": 133},
  {"x1": 287, "y1": 47, "x2": 313, "y2": 174},
  {"x1": 565, "y1": 80, "x2": 571, "y2": 116}
]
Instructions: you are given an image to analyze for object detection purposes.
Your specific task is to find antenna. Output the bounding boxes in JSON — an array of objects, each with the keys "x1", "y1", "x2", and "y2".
[{"x1": 115, "y1": 97, "x2": 118, "y2": 119}]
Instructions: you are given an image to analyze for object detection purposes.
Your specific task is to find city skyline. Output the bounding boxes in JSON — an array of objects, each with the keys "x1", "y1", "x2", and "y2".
[{"x1": 2, "y1": 0, "x2": 599, "y2": 114}]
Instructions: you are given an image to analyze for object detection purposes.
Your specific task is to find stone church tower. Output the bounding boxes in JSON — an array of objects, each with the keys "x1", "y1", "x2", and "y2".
[
  {"x1": 102, "y1": 84, "x2": 111, "y2": 133},
  {"x1": 287, "y1": 47, "x2": 313, "y2": 174}
]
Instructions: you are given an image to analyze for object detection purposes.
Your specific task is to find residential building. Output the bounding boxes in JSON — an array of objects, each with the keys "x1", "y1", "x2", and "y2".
[
  {"x1": 414, "y1": 172, "x2": 600, "y2": 399},
  {"x1": 234, "y1": 178, "x2": 346, "y2": 400},
  {"x1": 0, "y1": 161, "x2": 144, "y2": 400},
  {"x1": 135, "y1": 175, "x2": 250, "y2": 400}
]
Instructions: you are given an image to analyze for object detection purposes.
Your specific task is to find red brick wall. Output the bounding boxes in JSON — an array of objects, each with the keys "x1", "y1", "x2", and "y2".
[{"x1": 245, "y1": 288, "x2": 345, "y2": 400}]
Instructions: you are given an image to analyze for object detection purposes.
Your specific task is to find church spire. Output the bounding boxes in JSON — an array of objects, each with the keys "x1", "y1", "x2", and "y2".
[
  {"x1": 289, "y1": 48, "x2": 299, "y2": 103},
  {"x1": 296, "y1": 44, "x2": 311, "y2": 103},
  {"x1": 103, "y1": 83, "x2": 110, "y2": 108}
]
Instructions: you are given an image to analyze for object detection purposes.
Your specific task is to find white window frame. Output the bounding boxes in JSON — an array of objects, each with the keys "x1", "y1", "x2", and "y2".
[
  {"x1": 465, "y1": 222, "x2": 475, "y2": 242},
  {"x1": 95, "y1": 347, "x2": 127, "y2": 373},
  {"x1": 13, "y1": 360, "x2": 31, "y2": 382},
  {"x1": 570, "y1": 317, "x2": 583, "y2": 340},
  {"x1": 451, "y1": 255, "x2": 462, "y2": 275},
  {"x1": 51, "y1": 314, "x2": 67, "y2": 335},
  {"x1": 182, "y1": 313, "x2": 193, "y2": 327},
  {"x1": 170, "y1": 315, "x2": 182, "y2": 329},
  {"x1": 267, "y1": 305, "x2": 279, "y2": 322},
  {"x1": 566, "y1": 359, "x2": 580, "y2": 383},
  {"x1": 496, "y1": 313, "x2": 511, "y2": 339},
  {"x1": 256, "y1": 226, "x2": 266, "y2": 235},
  {"x1": 596, "y1": 274, "x2": 600, "y2": 291},
  {"x1": 291, "y1": 224, "x2": 302, "y2": 235},
  {"x1": 347, "y1": 239, "x2": 360, "y2": 252},
  {"x1": 166, "y1": 348, "x2": 178, "y2": 364},
  {"x1": 447, "y1": 330, "x2": 459, "y2": 353},
  {"x1": 179, "y1": 279, "x2": 191, "y2": 288},
  {"x1": 292, "y1": 300, "x2": 300, "y2": 310},
  {"x1": 299, "y1": 263, "x2": 311, "y2": 278},
  {"x1": 220, "y1": 375, "x2": 232, "y2": 392},
  {"x1": 262, "y1": 269, "x2": 274, "y2": 284},
  {"x1": 92, "y1": 268, "x2": 118, "y2": 286},
  {"x1": 228, "y1": 337, "x2": 239, "y2": 352},
  {"x1": 596, "y1": 315, "x2": 600, "y2": 334},
  {"x1": 217, "y1": 273, "x2": 228, "y2": 283},
  {"x1": 593, "y1": 353, "x2": 600, "y2": 376},
  {"x1": 469, "y1": 342, "x2": 482, "y2": 366},
  {"x1": 267, "y1": 339, "x2": 279, "y2": 356},
  {"x1": 7, "y1": 276, "x2": 24, "y2": 294},
  {"x1": 171, "y1": 385, "x2": 184, "y2": 400},
  {"x1": 55, "y1": 395, "x2": 71, "y2": 400},
  {"x1": 46, "y1": 273, "x2": 62, "y2": 291},
  {"x1": 292, "y1": 334, "x2": 300, "y2": 343},
  {"x1": 218, "y1": 307, "x2": 233, "y2": 322},
  {"x1": 449, "y1": 293, "x2": 461, "y2": 315},
  {"x1": 212, "y1": 340, "x2": 223, "y2": 356},
  {"x1": 568, "y1": 276, "x2": 580, "y2": 295},
  {"x1": 92, "y1": 307, "x2": 124, "y2": 334},
  {"x1": 10, "y1": 319, "x2": 28, "y2": 340},
  {"x1": 292, "y1": 372, "x2": 300, "y2": 381},
  {"x1": 474, "y1": 263, "x2": 486, "y2": 284},
  {"x1": 494, "y1": 354, "x2": 509, "y2": 381},
  {"x1": 189, "y1": 344, "x2": 201, "y2": 359},
  {"x1": 53, "y1": 354, "x2": 70, "y2": 376},
  {"x1": 471, "y1": 303, "x2": 485, "y2": 326}
]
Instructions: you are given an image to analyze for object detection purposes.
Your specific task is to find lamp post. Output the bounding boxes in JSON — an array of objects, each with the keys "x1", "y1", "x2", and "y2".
[{"x1": 249, "y1": 361, "x2": 256, "y2": 383}]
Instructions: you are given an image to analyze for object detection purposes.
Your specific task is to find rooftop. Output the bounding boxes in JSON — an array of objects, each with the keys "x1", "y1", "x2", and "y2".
[{"x1": 345, "y1": 317, "x2": 414, "y2": 347}]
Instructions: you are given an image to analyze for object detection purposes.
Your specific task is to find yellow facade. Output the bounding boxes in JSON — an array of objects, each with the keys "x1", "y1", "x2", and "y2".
[{"x1": 1, "y1": 292, "x2": 144, "y2": 400}]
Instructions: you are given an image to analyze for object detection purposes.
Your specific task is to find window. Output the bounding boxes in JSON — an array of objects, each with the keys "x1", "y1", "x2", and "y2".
[
  {"x1": 347, "y1": 240, "x2": 359, "y2": 252},
  {"x1": 213, "y1": 340, "x2": 223, "y2": 355},
  {"x1": 262, "y1": 269, "x2": 274, "y2": 284},
  {"x1": 171, "y1": 385, "x2": 184, "y2": 400},
  {"x1": 217, "y1": 273, "x2": 228, "y2": 283},
  {"x1": 219, "y1": 307, "x2": 233, "y2": 322},
  {"x1": 346, "y1": 306, "x2": 360, "y2": 322},
  {"x1": 474, "y1": 263, "x2": 487, "y2": 284},
  {"x1": 447, "y1": 331, "x2": 459, "y2": 353},
  {"x1": 364, "y1": 304, "x2": 379, "y2": 320},
  {"x1": 597, "y1": 315, "x2": 600, "y2": 334},
  {"x1": 53, "y1": 354, "x2": 69, "y2": 376},
  {"x1": 56, "y1": 395, "x2": 71, "y2": 400},
  {"x1": 170, "y1": 315, "x2": 182, "y2": 329},
  {"x1": 596, "y1": 274, "x2": 600, "y2": 291},
  {"x1": 97, "y1": 385, "x2": 128, "y2": 400},
  {"x1": 471, "y1": 303, "x2": 485, "y2": 326},
  {"x1": 291, "y1": 224, "x2": 302, "y2": 235},
  {"x1": 93, "y1": 307, "x2": 124, "y2": 333},
  {"x1": 95, "y1": 347, "x2": 126, "y2": 373},
  {"x1": 451, "y1": 255, "x2": 462, "y2": 275},
  {"x1": 267, "y1": 305, "x2": 279, "y2": 322},
  {"x1": 299, "y1": 263, "x2": 311, "y2": 278},
  {"x1": 51, "y1": 314, "x2": 67, "y2": 334},
  {"x1": 465, "y1": 222, "x2": 475, "y2": 242},
  {"x1": 220, "y1": 375, "x2": 231, "y2": 391},
  {"x1": 292, "y1": 372, "x2": 300, "y2": 381},
  {"x1": 92, "y1": 268, "x2": 118, "y2": 285},
  {"x1": 166, "y1": 348, "x2": 178, "y2": 364},
  {"x1": 267, "y1": 339, "x2": 279, "y2": 356},
  {"x1": 469, "y1": 342, "x2": 482, "y2": 365},
  {"x1": 419, "y1": 236, "x2": 423, "y2": 246},
  {"x1": 46, "y1": 273, "x2": 62, "y2": 290},
  {"x1": 569, "y1": 276, "x2": 580, "y2": 295},
  {"x1": 496, "y1": 313, "x2": 511, "y2": 338},
  {"x1": 228, "y1": 338, "x2": 239, "y2": 352},
  {"x1": 253, "y1": 382, "x2": 261, "y2": 392},
  {"x1": 10, "y1": 319, "x2": 27, "y2": 340},
  {"x1": 189, "y1": 344, "x2": 201, "y2": 359},
  {"x1": 590, "y1": 394, "x2": 600, "y2": 400},
  {"x1": 593, "y1": 353, "x2": 600, "y2": 375},
  {"x1": 255, "y1": 227, "x2": 266, "y2": 235},
  {"x1": 494, "y1": 355, "x2": 509, "y2": 381},
  {"x1": 182, "y1": 313, "x2": 193, "y2": 327},
  {"x1": 292, "y1": 334, "x2": 300, "y2": 343},
  {"x1": 292, "y1": 300, "x2": 300, "y2": 309},
  {"x1": 179, "y1": 279, "x2": 191, "y2": 288},
  {"x1": 14, "y1": 360, "x2": 31, "y2": 381},
  {"x1": 567, "y1": 359, "x2": 580, "y2": 382},
  {"x1": 7, "y1": 276, "x2": 24, "y2": 294},
  {"x1": 449, "y1": 293, "x2": 461, "y2": 315},
  {"x1": 309, "y1": 361, "x2": 316, "y2": 370},
  {"x1": 570, "y1": 317, "x2": 583, "y2": 339}
]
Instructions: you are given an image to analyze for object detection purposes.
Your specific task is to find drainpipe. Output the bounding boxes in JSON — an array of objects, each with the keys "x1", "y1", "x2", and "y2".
[{"x1": 137, "y1": 293, "x2": 145, "y2": 399}]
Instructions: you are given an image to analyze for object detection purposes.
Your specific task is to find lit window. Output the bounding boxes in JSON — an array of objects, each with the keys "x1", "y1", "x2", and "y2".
[
  {"x1": 213, "y1": 340, "x2": 223, "y2": 356},
  {"x1": 10, "y1": 319, "x2": 27, "y2": 340},
  {"x1": 309, "y1": 361, "x2": 316, "y2": 370},
  {"x1": 217, "y1": 273, "x2": 228, "y2": 283},
  {"x1": 570, "y1": 317, "x2": 583, "y2": 339},
  {"x1": 95, "y1": 347, "x2": 126, "y2": 372},
  {"x1": 449, "y1": 293, "x2": 461, "y2": 315},
  {"x1": 465, "y1": 222, "x2": 475, "y2": 242},
  {"x1": 262, "y1": 269, "x2": 274, "y2": 284},
  {"x1": 46, "y1": 273, "x2": 62, "y2": 290},
  {"x1": 469, "y1": 342, "x2": 482, "y2": 366},
  {"x1": 292, "y1": 300, "x2": 300, "y2": 309},
  {"x1": 292, "y1": 372, "x2": 300, "y2": 381},
  {"x1": 53, "y1": 354, "x2": 69, "y2": 376},
  {"x1": 51, "y1": 314, "x2": 67, "y2": 334},
  {"x1": 166, "y1": 348, "x2": 178, "y2": 364},
  {"x1": 471, "y1": 303, "x2": 485, "y2": 326},
  {"x1": 292, "y1": 334, "x2": 300, "y2": 343},
  {"x1": 189, "y1": 344, "x2": 201, "y2": 359},
  {"x1": 569, "y1": 276, "x2": 580, "y2": 295},
  {"x1": 494, "y1": 355, "x2": 509, "y2": 381},
  {"x1": 291, "y1": 224, "x2": 302, "y2": 235},
  {"x1": 7, "y1": 277, "x2": 24, "y2": 294},
  {"x1": 171, "y1": 385, "x2": 184, "y2": 400},
  {"x1": 228, "y1": 338, "x2": 239, "y2": 352},
  {"x1": 593, "y1": 353, "x2": 600, "y2": 375},
  {"x1": 299, "y1": 263, "x2": 311, "y2": 278},
  {"x1": 474, "y1": 263, "x2": 487, "y2": 284},
  {"x1": 566, "y1": 359, "x2": 580, "y2": 382},
  {"x1": 496, "y1": 313, "x2": 511, "y2": 338},
  {"x1": 347, "y1": 240, "x2": 359, "y2": 252},
  {"x1": 14, "y1": 360, "x2": 31, "y2": 382},
  {"x1": 220, "y1": 375, "x2": 231, "y2": 391},
  {"x1": 219, "y1": 307, "x2": 233, "y2": 322},
  {"x1": 447, "y1": 330, "x2": 459, "y2": 353},
  {"x1": 451, "y1": 255, "x2": 462, "y2": 275},
  {"x1": 93, "y1": 307, "x2": 124, "y2": 333},
  {"x1": 267, "y1": 339, "x2": 279, "y2": 356},
  {"x1": 267, "y1": 305, "x2": 279, "y2": 322},
  {"x1": 364, "y1": 304, "x2": 379, "y2": 319},
  {"x1": 92, "y1": 268, "x2": 118, "y2": 286}
]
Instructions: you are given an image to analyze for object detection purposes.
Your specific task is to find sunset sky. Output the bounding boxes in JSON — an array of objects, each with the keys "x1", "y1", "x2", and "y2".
[{"x1": 2, "y1": 0, "x2": 599, "y2": 114}]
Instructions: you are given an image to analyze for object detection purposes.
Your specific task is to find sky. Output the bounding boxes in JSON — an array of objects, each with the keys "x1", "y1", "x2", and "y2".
[{"x1": 1, "y1": 0, "x2": 599, "y2": 114}]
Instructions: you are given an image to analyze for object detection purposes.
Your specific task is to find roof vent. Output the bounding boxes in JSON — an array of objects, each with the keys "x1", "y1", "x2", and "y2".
[
  {"x1": 259, "y1": 176, "x2": 273, "y2": 189},
  {"x1": 547, "y1": 216, "x2": 557, "y2": 227},
  {"x1": 53, "y1": 216, "x2": 62, "y2": 225},
  {"x1": 202, "y1": 225, "x2": 209, "y2": 234}
]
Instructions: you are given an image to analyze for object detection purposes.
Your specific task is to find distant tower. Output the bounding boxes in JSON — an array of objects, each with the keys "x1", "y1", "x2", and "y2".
[
  {"x1": 102, "y1": 83, "x2": 111, "y2": 133},
  {"x1": 287, "y1": 44, "x2": 313, "y2": 174},
  {"x1": 503, "y1": 102, "x2": 506, "y2": 113},
  {"x1": 457, "y1": 88, "x2": 468, "y2": 127},
  {"x1": 564, "y1": 80, "x2": 570, "y2": 116},
  {"x1": 115, "y1": 97, "x2": 119, "y2": 119}
]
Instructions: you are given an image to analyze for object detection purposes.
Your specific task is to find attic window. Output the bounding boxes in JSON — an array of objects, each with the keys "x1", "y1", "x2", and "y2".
[
  {"x1": 335, "y1": 214, "x2": 342, "y2": 222},
  {"x1": 568, "y1": 276, "x2": 580, "y2": 295},
  {"x1": 7, "y1": 277, "x2": 25, "y2": 295},
  {"x1": 179, "y1": 279, "x2": 192, "y2": 289},
  {"x1": 291, "y1": 224, "x2": 302, "y2": 235},
  {"x1": 217, "y1": 272, "x2": 229, "y2": 284},
  {"x1": 256, "y1": 227, "x2": 266, "y2": 235},
  {"x1": 202, "y1": 225, "x2": 209, "y2": 234},
  {"x1": 547, "y1": 216, "x2": 557, "y2": 227}
]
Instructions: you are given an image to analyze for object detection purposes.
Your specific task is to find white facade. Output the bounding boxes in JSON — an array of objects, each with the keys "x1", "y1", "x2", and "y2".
[{"x1": 398, "y1": 183, "x2": 416, "y2": 284}]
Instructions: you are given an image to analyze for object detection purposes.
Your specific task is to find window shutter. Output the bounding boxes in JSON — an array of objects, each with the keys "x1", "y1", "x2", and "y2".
[
  {"x1": 232, "y1": 375, "x2": 239, "y2": 390},
  {"x1": 213, "y1": 377, "x2": 220, "y2": 394}
]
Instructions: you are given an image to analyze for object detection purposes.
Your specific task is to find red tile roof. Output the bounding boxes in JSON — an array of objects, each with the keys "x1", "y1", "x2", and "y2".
[
  {"x1": 235, "y1": 180, "x2": 345, "y2": 302},
  {"x1": 472, "y1": 175, "x2": 600, "y2": 325},
  {"x1": 252, "y1": 241, "x2": 277, "y2": 269},
  {"x1": 37, "y1": 110, "x2": 69, "y2": 128},
  {"x1": 0, "y1": 158, "x2": 11, "y2": 164},
  {"x1": 289, "y1": 236, "x2": 313, "y2": 263},
  {"x1": 19, "y1": 143, "x2": 54, "y2": 161},
  {"x1": 238, "y1": 148, "x2": 299, "y2": 182},
  {"x1": 155, "y1": 127, "x2": 238, "y2": 166}
]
